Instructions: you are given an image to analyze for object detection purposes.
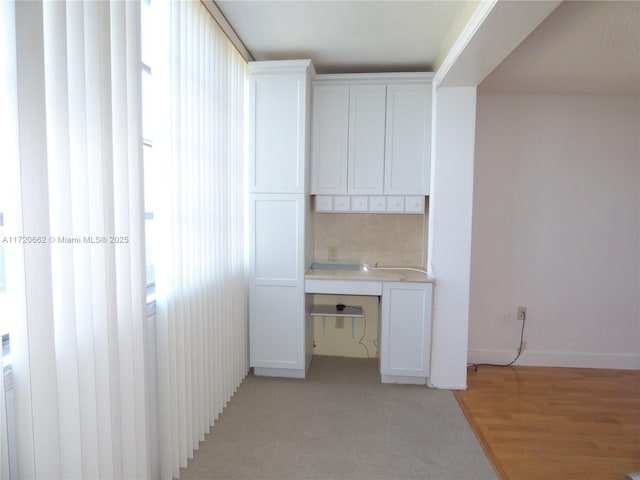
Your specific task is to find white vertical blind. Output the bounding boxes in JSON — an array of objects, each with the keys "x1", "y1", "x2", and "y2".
[
  {"x1": 153, "y1": 1, "x2": 249, "y2": 478},
  {"x1": 2, "y1": 1, "x2": 150, "y2": 478},
  {"x1": 0, "y1": 368, "x2": 6, "y2": 480},
  {"x1": 0, "y1": 0, "x2": 20, "y2": 475}
]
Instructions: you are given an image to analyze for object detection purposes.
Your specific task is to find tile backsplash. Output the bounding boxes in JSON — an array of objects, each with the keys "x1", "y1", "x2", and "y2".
[{"x1": 313, "y1": 210, "x2": 426, "y2": 267}]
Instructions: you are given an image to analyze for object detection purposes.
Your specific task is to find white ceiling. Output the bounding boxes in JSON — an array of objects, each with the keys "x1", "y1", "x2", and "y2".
[
  {"x1": 215, "y1": 0, "x2": 640, "y2": 95},
  {"x1": 479, "y1": 0, "x2": 640, "y2": 95},
  {"x1": 215, "y1": 0, "x2": 478, "y2": 73}
]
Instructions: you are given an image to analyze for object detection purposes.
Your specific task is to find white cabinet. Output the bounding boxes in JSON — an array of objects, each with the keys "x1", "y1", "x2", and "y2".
[
  {"x1": 384, "y1": 83, "x2": 432, "y2": 195},
  {"x1": 347, "y1": 85, "x2": 386, "y2": 195},
  {"x1": 249, "y1": 60, "x2": 314, "y2": 193},
  {"x1": 310, "y1": 85, "x2": 349, "y2": 194},
  {"x1": 405, "y1": 196, "x2": 425, "y2": 213},
  {"x1": 350, "y1": 196, "x2": 368, "y2": 212},
  {"x1": 311, "y1": 84, "x2": 385, "y2": 195},
  {"x1": 368, "y1": 196, "x2": 386, "y2": 212},
  {"x1": 248, "y1": 60, "x2": 315, "y2": 379},
  {"x1": 249, "y1": 194, "x2": 307, "y2": 377},
  {"x1": 380, "y1": 282, "x2": 433, "y2": 384},
  {"x1": 313, "y1": 195, "x2": 424, "y2": 214},
  {"x1": 310, "y1": 74, "x2": 432, "y2": 197},
  {"x1": 386, "y1": 196, "x2": 405, "y2": 212}
]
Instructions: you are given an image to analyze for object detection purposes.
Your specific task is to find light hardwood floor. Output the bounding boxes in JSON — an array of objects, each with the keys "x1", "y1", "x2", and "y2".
[{"x1": 454, "y1": 365, "x2": 640, "y2": 480}]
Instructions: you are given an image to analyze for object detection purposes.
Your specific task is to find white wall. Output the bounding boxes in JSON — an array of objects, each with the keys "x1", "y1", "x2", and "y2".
[
  {"x1": 427, "y1": 86, "x2": 477, "y2": 389},
  {"x1": 469, "y1": 93, "x2": 640, "y2": 368}
]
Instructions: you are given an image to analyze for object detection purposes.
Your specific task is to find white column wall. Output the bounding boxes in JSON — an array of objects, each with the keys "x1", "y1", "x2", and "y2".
[{"x1": 427, "y1": 86, "x2": 477, "y2": 389}]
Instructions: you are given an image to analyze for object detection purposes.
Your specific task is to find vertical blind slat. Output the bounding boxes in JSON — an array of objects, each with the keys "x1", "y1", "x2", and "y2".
[
  {"x1": 42, "y1": 2, "x2": 84, "y2": 477},
  {"x1": 14, "y1": 1, "x2": 60, "y2": 476},
  {"x1": 67, "y1": 2, "x2": 101, "y2": 476}
]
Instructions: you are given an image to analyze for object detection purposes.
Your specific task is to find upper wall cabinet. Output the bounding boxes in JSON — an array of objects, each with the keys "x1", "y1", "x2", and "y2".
[
  {"x1": 310, "y1": 85, "x2": 349, "y2": 194},
  {"x1": 249, "y1": 60, "x2": 315, "y2": 194},
  {"x1": 384, "y1": 83, "x2": 432, "y2": 195},
  {"x1": 348, "y1": 84, "x2": 387, "y2": 195},
  {"x1": 310, "y1": 73, "x2": 433, "y2": 196}
]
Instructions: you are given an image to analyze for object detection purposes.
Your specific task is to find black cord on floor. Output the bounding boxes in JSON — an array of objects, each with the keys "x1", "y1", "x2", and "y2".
[
  {"x1": 358, "y1": 315, "x2": 370, "y2": 358},
  {"x1": 472, "y1": 317, "x2": 526, "y2": 369}
]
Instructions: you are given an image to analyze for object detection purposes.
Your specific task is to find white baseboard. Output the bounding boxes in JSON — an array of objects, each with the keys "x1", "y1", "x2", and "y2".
[
  {"x1": 468, "y1": 349, "x2": 640, "y2": 370},
  {"x1": 253, "y1": 367, "x2": 306, "y2": 378},
  {"x1": 380, "y1": 374, "x2": 427, "y2": 385},
  {"x1": 427, "y1": 380, "x2": 468, "y2": 390}
]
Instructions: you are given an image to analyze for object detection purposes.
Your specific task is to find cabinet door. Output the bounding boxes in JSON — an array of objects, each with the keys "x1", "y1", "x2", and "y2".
[
  {"x1": 249, "y1": 194, "x2": 305, "y2": 370},
  {"x1": 348, "y1": 85, "x2": 386, "y2": 195},
  {"x1": 384, "y1": 83, "x2": 431, "y2": 195},
  {"x1": 380, "y1": 282, "x2": 432, "y2": 377},
  {"x1": 310, "y1": 85, "x2": 349, "y2": 194},
  {"x1": 249, "y1": 75, "x2": 307, "y2": 193}
]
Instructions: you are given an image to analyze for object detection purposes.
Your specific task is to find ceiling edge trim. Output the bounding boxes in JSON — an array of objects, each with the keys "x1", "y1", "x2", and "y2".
[
  {"x1": 435, "y1": 0, "x2": 561, "y2": 88},
  {"x1": 201, "y1": 0, "x2": 255, "y2": 62},
  {"x1": 315, "y1": 72, "x2": 434, "y2": 84},
  {"x1": 433, "y1": 0, "x2": 497, "y2": 87}
]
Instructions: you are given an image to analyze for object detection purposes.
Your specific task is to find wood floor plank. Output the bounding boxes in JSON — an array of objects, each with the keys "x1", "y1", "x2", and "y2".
[{"x1": 454, "y1": 365, "x2": 640, "y2": 480}]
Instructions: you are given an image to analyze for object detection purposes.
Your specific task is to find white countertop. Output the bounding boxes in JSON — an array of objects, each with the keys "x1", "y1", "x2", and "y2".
[{"x1": 305, "y1": 266, "x2": 435, "y2": 283}]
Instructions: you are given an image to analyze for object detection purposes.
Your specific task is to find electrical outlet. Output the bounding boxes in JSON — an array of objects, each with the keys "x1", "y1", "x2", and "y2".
[
  {"x1": 328, "y1": 246, "x2": 338, "y2": 261},
  {"x1": 517, "y1": 306, "x2": 527, "y2": 322},
  {"x1": 335, "y1": 317, "x2": 344, "y2": 329}
]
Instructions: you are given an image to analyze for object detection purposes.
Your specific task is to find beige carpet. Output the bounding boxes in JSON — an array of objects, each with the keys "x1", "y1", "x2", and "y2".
[{"x1": 180, "y1": 356, "x2": 497, "y2": 480}]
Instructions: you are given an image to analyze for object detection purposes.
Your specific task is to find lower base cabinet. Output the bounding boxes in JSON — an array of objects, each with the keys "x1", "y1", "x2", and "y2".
[
  {"x1": 380, "y1": 282, "x2": 433, "y2": 384},
  {"x1": 249, "y1": 194, "x2": 311, "y2": 378}
]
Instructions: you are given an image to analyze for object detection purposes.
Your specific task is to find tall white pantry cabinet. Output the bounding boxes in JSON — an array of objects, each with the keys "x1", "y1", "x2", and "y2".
[{"x1": 248, "y1": 60, "x2": 315, "y2": 378}]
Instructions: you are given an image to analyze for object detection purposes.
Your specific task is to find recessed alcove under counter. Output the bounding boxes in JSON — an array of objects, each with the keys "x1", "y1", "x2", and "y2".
[
  {"x1": 307, "y1": 208, "x2": 433, "y2": 383},
  {"x1": 305, "y1": 265, "x2": 434, "y2": 384}
]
